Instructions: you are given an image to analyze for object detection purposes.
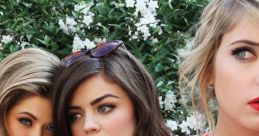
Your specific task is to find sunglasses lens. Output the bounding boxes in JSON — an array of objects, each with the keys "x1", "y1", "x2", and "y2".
[
  {"x1": 62, "y1": 51, "x2": 86, "y2": 66},
  {"x1": 91, "y1": 40, "x2": 122, "y2": 57}
]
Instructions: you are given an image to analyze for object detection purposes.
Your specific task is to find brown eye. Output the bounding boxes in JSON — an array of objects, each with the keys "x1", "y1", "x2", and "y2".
[
  {"x1": 69, "y1": 113, "x2": 82, "y2": 123},
  {"x1": 18, "y1": 118, "x2": 32, "y2": 126},
  {"x1": 46, "y1": 124, "x2": 55, "y2": 133}
]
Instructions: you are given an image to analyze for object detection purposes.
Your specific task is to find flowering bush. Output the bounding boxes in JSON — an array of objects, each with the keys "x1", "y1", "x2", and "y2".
[{"x1": 0, "y1": 0, "x2": 209, "y2": 135}]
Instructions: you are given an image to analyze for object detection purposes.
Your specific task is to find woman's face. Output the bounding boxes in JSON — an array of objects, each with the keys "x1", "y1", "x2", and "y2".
[
  {"x1": 69, "y1": 74, "x2": 136, "y2": 136},
  {"x1": 7, "y1": 95, "x2": 53, "y2": 136},
  {"x1": 212, "y1": 17, "x2": 259, "y2": 132}
]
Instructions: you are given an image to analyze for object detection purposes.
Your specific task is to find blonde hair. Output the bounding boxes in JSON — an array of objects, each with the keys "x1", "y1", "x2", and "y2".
[
  {"x1": 0, "y1": 48, "x2": 60, "y2": 135},
  {"x1": 179, "y1": 0, "x2": 259, "y2": 134}
]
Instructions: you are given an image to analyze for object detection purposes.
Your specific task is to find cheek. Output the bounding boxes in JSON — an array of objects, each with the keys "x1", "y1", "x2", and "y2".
[
  {"x1": 214, "y1": 58, "x2": 247, "y2": 107},
  {"x1": 71, "y1": 120, "x2": 85, "y2": 135},
  {"x1": 7, "y1": 120, "x2": 27, "y2": 136},
  {"x1": 103, "y1": 107, "x2": 136, "y2": 132}
]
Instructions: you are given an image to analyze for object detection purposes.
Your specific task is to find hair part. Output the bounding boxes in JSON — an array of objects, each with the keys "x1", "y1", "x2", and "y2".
[{"x1": 0, "y1": 48, "x2": 60, "y2": 135}]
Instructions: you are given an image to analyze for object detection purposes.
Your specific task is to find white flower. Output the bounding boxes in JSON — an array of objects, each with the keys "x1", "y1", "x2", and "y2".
[
  {"x1": 158, "y1": 28, "x2": 163, "y2": 35},
  {"x1": 94, "y1": 37, "x2": 106, "y2": 44},
  {"x1": 136, "y1": 25, "x2": 150, "y2": 40},
  {"x1": 20, "y1": 41, "x2": 29, "y2": 49},
  {"x1": 72, "y1": 36, "x2": 96, "y2": 52},
  {"x1": 74, "y1": 2, "x2": 94, "y2": 14},
  {"x1": 178, "y1": 38, "x2": 194, "y2": 57},
  {"x1": 164, "y1": 91, "x2": 177, "y2": 111},
  {"x1": 82, "y1": 12, "x2": 95, "y2": 28},
  {"x1": 147, "y1": 0, "x2": 159, "y2": 13},
  {"x1": 58, "y1": 19, "x2": 69, "y2": 35},
  {"x1": 179, "y1": 112, "x2": 207, "y2": 134},
  {"x1": 125, "y1": 0, "x2": 135, "y2": 8},
  {"x1": 151, "y1": 37, "x2": 158, "y2": 43},
  {"x1": 58, "y1": 16, "x2": 77, "y2": 35},
  {"x1": 179, "y1": 120, "x2": 191, "y2": 135},
  {"x1": 133, "y1": 0, "x2": 160, "y2": 40},
  {"x1": 166, "y1": 120, "x2": 178, "y2": 131},
  {"x1": 159, "y1": 96, "x2": 163, "y2": 109},
  {"x1": 66, "y1": 16, "x2": 77, "y2": 26},
  {"x1": 1, "y1": 35, "x2": 13, "y2": 44}
]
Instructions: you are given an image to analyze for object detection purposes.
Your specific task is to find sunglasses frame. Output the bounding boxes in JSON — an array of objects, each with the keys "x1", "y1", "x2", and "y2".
[{"x1": 62, "y1": 40, "x2": 124, "y2": 66}]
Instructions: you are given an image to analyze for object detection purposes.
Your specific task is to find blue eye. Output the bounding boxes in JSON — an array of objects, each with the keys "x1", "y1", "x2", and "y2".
[
  {"x1": 69, "y1": 113, "x2": 82, "y2": 122},
  {"x1": 97, "y1": 104, "x2": 115, "y2": 113},
  {"x1": 18, "y1": 118, "x2": 32, "y2": 126},
  {"x1": 231, "y1": 47, "x2": 256, "y2": 61}
]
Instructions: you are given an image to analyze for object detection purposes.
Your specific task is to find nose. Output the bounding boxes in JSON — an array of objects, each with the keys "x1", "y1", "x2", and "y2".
[
  {"x1": 30, "y1": 127, "x2": 42, "y2": 136},
  {"x1": 83, "y1": 114, "x2": 101, "y2": 134}
]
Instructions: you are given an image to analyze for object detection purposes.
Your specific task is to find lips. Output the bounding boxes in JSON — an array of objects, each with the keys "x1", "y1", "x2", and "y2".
[{"x1": 248, "y1": 97, "x2": 259, "y2": 112}]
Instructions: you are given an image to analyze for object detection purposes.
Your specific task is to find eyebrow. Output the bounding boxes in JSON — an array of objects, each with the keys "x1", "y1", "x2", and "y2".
[
  {"x1": 90, "y1": 94, "x2": 119, "y2": 106},
  {"x1": 68, "y1": 94, "x2": 120, "y2": 109},
  {"x1": 18, "y1": 112, "x2": 37, "y2": 121},
  {"x1": 230, "y1": 40, "x2": 259, "y2": 46}
]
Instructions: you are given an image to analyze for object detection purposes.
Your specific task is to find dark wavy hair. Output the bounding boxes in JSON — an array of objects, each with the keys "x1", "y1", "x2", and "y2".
[{"x1": 51, "y1": 47, "x2": 171, "y2": 136}]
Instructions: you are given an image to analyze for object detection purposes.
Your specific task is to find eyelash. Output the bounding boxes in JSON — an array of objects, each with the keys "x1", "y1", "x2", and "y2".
[
  {"x1": 231, "y1": 47, "x2": 256, "y2": 61},
  {"x1": 97, "y1": 104, "x2": 115, "y2": 113},
  {"x1": 18, "y1": 118, "x2": 33, "y2": 126}
]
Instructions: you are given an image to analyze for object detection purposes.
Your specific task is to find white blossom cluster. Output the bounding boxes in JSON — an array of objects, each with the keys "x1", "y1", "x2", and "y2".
[
  {"x1": 58, "y1": 2, "x2": 100, "y2": 52},
  {"x1": 166, "y1": 112, "x2": 206, "y2": 135},
  {"x1": 126, "y1": 0, "x2": 162, "y2": 40},
  {"x1": 159, "y1": 91, "x2": 177, "y2": 111},
  {"x1": 0, "y1": 35, "x2": 32, "y2": 50},
  {"x1": 57, "y1": 1, "x2": 162, "y2": 52},
  {"x1": 72, "y1": 35, "x2": 95, "y2": 52},
  {"x1": 179, "y1": 113, "x2": 207, "y2": 135},
  {"x1": 58, "y1": 1, "x2": 95, "y2": 36}
]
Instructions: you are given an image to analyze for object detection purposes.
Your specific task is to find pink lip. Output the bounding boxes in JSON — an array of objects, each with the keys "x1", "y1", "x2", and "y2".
[{"x1": 248, "y1": 97, "x2": 259, "y2": 112}]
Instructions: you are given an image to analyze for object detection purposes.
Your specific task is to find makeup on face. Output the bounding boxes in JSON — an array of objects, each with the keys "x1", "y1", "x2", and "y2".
[
  {"x1": 69, "y1": 74, "x2": 136, "y2": 136},
  {"x1": 7, "y1": 95, "x2": 53, "y2": 136},
  {"x1": 248, "y1": 97, "x2": 259, "y2": 112},
  {"x1": 212, "y1": 17, "x2": 259, "y2": 135}
]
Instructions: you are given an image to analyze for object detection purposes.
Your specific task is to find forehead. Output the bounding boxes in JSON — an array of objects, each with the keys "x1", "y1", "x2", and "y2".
[
  {"x1": 71, "y1": 74, "x2": 129, "y2": 104},
  {"x1": 220, "y1": 17, "x2": 259, "y2": 45},
  {"x1": 8, "y1": 95, "x2": 52, "y2": 121}
]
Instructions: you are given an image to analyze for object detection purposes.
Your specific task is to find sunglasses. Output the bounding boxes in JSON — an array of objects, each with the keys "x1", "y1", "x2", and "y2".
[{"x1": 62, "y1": 40, "x2": 123, "y2": 66}]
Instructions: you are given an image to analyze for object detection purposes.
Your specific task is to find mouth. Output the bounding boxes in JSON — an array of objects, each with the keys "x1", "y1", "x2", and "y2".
[{"x1": 248, "y1": 97, "x2": 259, "y2": 112}]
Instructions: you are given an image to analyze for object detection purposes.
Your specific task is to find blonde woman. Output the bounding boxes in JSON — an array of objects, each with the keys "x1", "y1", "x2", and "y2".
[
  {"x1": 0, "y1": 48, "x2": 60, "y2": 136},
  {"x1": 179, "y1": 0, "x2": 259, "y2": 136}
]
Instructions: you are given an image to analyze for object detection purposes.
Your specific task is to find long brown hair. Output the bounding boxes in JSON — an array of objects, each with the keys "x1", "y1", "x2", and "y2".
[{"x1": 52, "y1": 47, "x2": 170, "y2": 136}]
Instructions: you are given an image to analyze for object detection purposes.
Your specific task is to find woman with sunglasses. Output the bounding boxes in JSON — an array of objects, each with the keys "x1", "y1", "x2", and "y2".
[
  {"x1": 179, "y1": 0, "x2": 259, "y2": 136},
  {"x1": 51, "y1": 40, "x2": 171, "y2": 136},
  {"x1": 0, "y1": 48, "x2": 60, "y2": 136}
]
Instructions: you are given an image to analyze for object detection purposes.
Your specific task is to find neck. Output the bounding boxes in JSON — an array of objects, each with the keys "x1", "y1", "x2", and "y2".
[{"x1": 214, "y1": 109, "x2": 259, "y2": 136}]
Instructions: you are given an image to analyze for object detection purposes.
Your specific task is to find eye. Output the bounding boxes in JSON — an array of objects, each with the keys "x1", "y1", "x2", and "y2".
[
  {"x1": 97, "y1": 104, "x2": 115, "y2": 113},
  {"x1": 18, "y1": 118, "x2": 33, "y2": 126},
  {"x1": 45, "y1": 123, "x2": 55, "y2": 133},
  {"x1": 231, "y1": 47, "x2": 256, "y2": 61},
  {"x1": 69, "y1": 113, "x2": 82, "y2": 123}
]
